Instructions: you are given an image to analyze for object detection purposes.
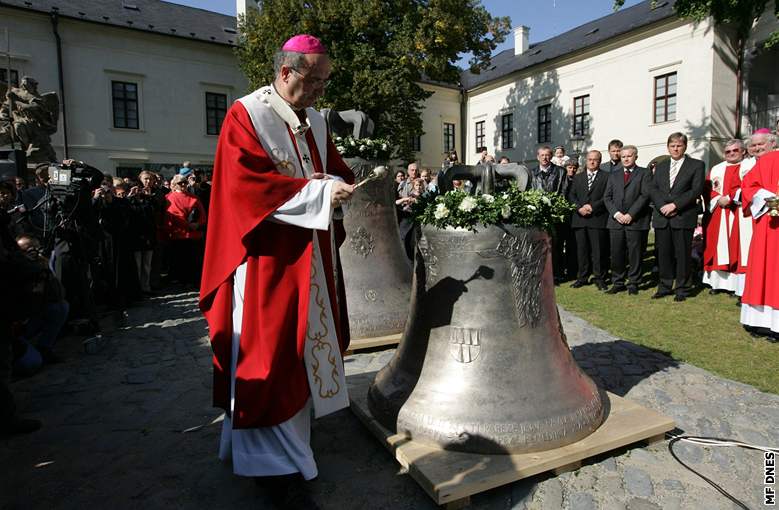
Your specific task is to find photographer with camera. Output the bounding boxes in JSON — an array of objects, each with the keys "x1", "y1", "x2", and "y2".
[
  {"x1": 96, "y1": 182, "x2": 143, "y2": 306},
  {"x1": 127, "y1": 171, "x2": 165, "y2": 294},
  {"x1": 44, "y1": 160, "x2": 103, "y2": 328},
  {"x1": 16, "y1": 165, "x2": 55, "y2": 238},
  {"x1": 13, "y1": 234, "x2": 69, "y2": 371}
]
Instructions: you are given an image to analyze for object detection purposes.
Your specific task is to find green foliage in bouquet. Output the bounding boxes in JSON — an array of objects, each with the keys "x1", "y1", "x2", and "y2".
[
  {"x1": 411, "y1": 184, "x2": 575, "y2": 233},
  {"x1": 334, "y1": 135, "x2": 393, "y2": 160}
]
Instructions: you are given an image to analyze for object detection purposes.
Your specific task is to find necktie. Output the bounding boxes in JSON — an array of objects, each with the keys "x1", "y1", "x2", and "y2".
[
  {"x1": 669, "y1": 159, "x2": 680, "y2": 187},
  {"x1": 623, "y1": 169, "x2": 631, "y2": 184},
  {"x1": 587, "y1": 171, "x2": 596, "y2": 191}
]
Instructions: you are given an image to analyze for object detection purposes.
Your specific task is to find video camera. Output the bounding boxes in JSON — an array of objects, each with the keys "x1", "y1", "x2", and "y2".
[
  {"x1": 47, "y1": 160, "x2": 103, "y2": 199},
  {"x1": 20, "y1": 160, "x2": 104, "y2": 247}
]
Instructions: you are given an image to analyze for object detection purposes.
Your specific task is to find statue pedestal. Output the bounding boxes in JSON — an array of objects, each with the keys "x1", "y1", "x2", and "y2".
[{"x1": 348, "y1": 371, "x2": 674, "y2": 508}]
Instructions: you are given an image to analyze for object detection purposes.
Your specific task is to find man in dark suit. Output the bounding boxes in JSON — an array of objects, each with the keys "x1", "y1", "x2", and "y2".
[
  {"x1": 569, "y1": 150, "x2": 609, "y2": 289},
  {"x1": 650, "y1": 132, "x2": 705, "y2": 301},
  {"x1": 600, "y1": 139, "x2": 623, "y2": 173},
  {"x1": 604, "y1": 145, "x2": 652, "y2": 294},
  {"x1": 531, "y1": 145, "x2": 569, "y2": 282}
]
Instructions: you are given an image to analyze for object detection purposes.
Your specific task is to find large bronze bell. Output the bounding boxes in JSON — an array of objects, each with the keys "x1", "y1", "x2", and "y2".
[
  {"x1": 368, "y1": 163, "x2": 605, "y2": 454},
  {"x1": 340, "y1": 158, "x2": 412, "y2": 339}
]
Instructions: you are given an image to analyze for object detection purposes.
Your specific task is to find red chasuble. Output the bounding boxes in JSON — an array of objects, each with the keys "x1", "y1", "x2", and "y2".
[
  {"x1": 741, "y1": 151, "x2": 779, "y2": 310},
  {"x1": 702, "y1": 163, "x2": 741, "y2": 272},
  {"x1": 199, "y1": 102, "x2": 354, "y2": 428}
]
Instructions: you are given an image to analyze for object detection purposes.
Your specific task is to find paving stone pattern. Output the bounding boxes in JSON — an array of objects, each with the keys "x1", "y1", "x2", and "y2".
[{"x1": 1, "y1": 288, "x2": 776, "y2": 509}]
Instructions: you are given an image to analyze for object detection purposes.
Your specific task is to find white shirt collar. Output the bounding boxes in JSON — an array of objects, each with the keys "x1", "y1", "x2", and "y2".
[{"x1": 264, "y1": 84, "x2": 310, "y2": 135}]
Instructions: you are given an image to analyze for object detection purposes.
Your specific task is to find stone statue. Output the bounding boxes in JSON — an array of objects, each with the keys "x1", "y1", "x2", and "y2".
[{"x1": 0, "y1": 76, "x2": 59, "y2": 163}]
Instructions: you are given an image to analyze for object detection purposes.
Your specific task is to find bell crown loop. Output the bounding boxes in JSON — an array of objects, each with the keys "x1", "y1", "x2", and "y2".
[{"x1": 437, "y1": 161, "x2": 532, "y2": 194}]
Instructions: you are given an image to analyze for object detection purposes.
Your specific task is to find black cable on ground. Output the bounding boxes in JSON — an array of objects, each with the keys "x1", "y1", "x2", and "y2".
[{"x1": 667, "y1": 434, "x2": 779, "y2": 510}]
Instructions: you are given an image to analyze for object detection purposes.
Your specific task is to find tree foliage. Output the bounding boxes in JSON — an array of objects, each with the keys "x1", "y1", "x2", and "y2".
[
  {"x1": 235, "y1": 0, "x2": 511, "y2": 160},
  {"x1": 613, "y1": 0, "x2": 778, "y2": 46}
]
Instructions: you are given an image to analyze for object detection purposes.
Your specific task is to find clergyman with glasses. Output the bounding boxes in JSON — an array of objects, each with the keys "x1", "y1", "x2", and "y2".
[{"x1": 199, "y1": 34, "x2": 355, "y2": 508}]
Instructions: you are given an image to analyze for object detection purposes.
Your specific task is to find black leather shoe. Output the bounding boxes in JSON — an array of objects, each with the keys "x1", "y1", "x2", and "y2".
[
  {"x1": 627, "y1": 287, "x2": 638, "y2": 295},
  {"x1": 571, "y1": 280, "x2": 587, "y2": 288},
  {"x1": 261, "y1": 474, "x2": 321, "y2": 510},
  {"x1": 606, "y1": 286, "x2": 626, "y2": 294},
  {"x1": 595, "y1": 281, "x2": 609, "y2": 291},
  {"x1": 674, "y1": 294, "x2": 687, "y2": 302},
  {"x1": 652, "y1": 290, "x2": 673, "y2": 299}
]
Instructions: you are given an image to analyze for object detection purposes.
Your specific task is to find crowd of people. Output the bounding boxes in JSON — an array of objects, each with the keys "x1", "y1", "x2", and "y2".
[
  {"x1": 393, "y1": 129, "x2": 779, "y2": 342},
  {"x1": 2, "y1": 30, "x2": 775, "y2": 509},
  {"x1": 0, "y1": 160, "x2": 210, "y2": 434}
]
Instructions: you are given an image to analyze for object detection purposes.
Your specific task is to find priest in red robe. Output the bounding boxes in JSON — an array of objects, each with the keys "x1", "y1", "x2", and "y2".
[
  {"x1": 199, "y1": 34, "x2": 355, "y2": 504},
  {"x1": 740, "y1": 147, "x2": 779, "y2": 339},
  {"x1": 702, "y1": 139, "x2": 743, "y2": 293}
]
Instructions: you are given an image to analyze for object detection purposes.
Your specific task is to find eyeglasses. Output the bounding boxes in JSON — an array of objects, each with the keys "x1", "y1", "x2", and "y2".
[
  {"x1": 724, "y1": 149, "x2": 742, "y2": 154},
  {"x1": 290, "y1": 67, "x2": 330, "y2": 88}
]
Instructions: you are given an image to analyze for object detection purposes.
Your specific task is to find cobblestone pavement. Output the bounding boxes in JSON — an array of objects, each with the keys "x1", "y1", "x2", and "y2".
[{"x1": 1, "y1": 288, "x2": 777, "y2": 509}]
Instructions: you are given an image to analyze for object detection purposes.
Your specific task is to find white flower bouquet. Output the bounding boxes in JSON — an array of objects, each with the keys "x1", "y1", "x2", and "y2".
[
  {"x1": 411, "y1": 185, "x2": 575, "y2": 232},
  {"x1": 334, "y1": 135, "x2": 393, "y2": 160}
]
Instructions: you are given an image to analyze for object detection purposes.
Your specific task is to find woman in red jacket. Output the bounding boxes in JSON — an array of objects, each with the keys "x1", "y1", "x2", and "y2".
[{"x1": 164, "y1": 175, "x2": 207, "y2": 285}]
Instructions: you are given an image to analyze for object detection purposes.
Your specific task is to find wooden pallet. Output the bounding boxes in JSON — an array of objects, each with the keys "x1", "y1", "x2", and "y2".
[
  {"x1": 348, "y1": 372, "x2": 675, "y2": 508},
  {"x1": 346, "y1": 332, "x2": 402, "y2": 353}
]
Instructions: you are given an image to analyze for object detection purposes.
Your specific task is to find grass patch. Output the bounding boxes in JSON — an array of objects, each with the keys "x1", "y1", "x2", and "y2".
[{"x1": 556, "y1": 237, "x2": 779, "y2": 395}]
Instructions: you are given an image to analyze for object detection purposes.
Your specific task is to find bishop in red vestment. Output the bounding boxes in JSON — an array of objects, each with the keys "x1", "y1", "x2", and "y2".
[
  {"x1": 199, "y1": 35, "x2": 356, "y2": 489},
  {"x1": 740, "y1": 149, "x2": 779, "y2": 337}
]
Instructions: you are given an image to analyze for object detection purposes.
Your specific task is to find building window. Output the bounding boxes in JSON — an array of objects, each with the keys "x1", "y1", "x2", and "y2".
[
  {"x1": 115, "y1": 165, "x2": 144, "y2": 178},
  {"x1": 654, "y1": 72, "x2": 677, "y2": 123},
  {"x1": 409, "y1": 134, "x2": 421, "y2": 152},
  {"x1": 501, "y1": 114, "x2": 514, "y2": 149},
  {"x1": 537, "y1": 104, "x2": 551, "y2": 143},
  {"x1": 474, "y1": 121, "x2": 485, "y2": 152},
  {"x1": 0, "y1": 68, "x2": 19, "y2": 87},
  {"x1": 206, "y1": 92, "x2": 228, "y2": 135},
  {"x1": 112, "y1": 81, "x2": 139, "y2": 129},
  {"x1": 443, "y1": 122, "x2": 455, "y2": 153},
  {"x1": 573, "y1": 95, "x2": 590, "y2": 136}
]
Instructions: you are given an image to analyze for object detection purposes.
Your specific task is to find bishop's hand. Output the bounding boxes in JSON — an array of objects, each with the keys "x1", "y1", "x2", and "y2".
[{"x1": 330, "y1": 181, "x2": 354, "y2": 208}]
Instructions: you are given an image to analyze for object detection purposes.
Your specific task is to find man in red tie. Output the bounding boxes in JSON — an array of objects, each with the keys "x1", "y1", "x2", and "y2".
[{"x1": 603, "y1": 145, "x2": 653, "y2": 294}]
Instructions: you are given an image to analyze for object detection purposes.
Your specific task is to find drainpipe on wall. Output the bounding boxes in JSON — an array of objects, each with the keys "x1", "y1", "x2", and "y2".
[
  {"x1": 50, "y1": 11, "x2": 69, "y2": 159},
  {"x1": 459, "y1": 82, "x2": 466, "y2": 163}
]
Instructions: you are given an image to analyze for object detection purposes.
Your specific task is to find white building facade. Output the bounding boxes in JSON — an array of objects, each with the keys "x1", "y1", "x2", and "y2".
[
  {"x1": 1, "y1": 0, "x2": 248, "y2": 177},
  {"x1": 2, "y1": 0, "x2": 775, "y2": 175},
  {"x1": 413, "y1": 1, "x2": 778, "y2": 170}
]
